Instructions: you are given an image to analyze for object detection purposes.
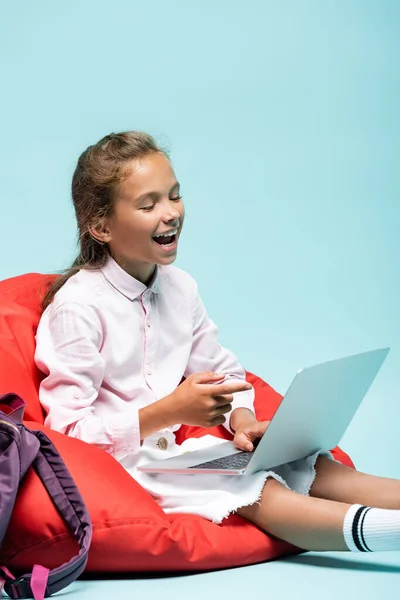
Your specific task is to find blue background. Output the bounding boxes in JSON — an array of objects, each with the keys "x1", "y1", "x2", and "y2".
[
  {"x1": 1, "y1": 1, "x2": 400, "y2": 596},
  {"x1": 0, "y1": 0, "x2": 398, "y2": 479}
]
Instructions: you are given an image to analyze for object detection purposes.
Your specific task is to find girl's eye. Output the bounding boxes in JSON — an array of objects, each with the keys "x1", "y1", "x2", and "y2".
[{"x1": 142, "y1": 196, "x2": 182, "y2": 211}]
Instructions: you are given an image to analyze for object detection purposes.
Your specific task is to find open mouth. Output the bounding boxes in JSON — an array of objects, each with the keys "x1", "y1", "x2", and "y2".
[{"x1": 152, "y1": 233, "x2": 177, "y2": 246}]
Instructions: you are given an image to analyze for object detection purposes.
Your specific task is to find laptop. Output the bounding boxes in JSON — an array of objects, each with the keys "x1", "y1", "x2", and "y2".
[{"x1": 138, "y1": 348, "x2": 389, "y2": 476}]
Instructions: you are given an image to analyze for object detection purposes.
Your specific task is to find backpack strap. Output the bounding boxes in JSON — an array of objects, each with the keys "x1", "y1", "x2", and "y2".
[
  {"x1": 0, "y1": 393, "x2": 26, "y2": 423},
  {"x1": 4, "y1": 429, "x2": 92, "y2": 599}
]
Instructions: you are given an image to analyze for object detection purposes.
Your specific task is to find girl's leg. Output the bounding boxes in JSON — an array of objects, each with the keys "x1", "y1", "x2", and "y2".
[
  {"x1": 237, "y1": 461, "x2": 400, "y2": 553},
  {"x1": 310, "y1": 456, "x2": 400, "y2": 510},
  {"x1": 236, "y1": 478, "x2": 351, "y2": 551}
]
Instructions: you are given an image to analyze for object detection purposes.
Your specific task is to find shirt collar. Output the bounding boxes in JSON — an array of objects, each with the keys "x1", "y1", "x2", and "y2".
[{"x1": 101, "y1": 255, "x2": 160, "y2": 301}]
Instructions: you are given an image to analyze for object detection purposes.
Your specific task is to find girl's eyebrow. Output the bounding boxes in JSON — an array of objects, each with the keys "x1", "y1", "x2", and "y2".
[{"x1": 134, "y1": 181, "x2": 180, "y2": 204}]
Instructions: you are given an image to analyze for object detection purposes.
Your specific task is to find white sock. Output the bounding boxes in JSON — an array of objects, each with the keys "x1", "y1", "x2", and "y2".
[{"x1": 343, "y1": 504, "x2": 400, "y2": 552}]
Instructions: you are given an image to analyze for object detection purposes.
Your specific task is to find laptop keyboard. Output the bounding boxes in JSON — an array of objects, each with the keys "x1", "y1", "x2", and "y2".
[{"x1": 188, "y1": 450, "x2": 255, "y2": 471}]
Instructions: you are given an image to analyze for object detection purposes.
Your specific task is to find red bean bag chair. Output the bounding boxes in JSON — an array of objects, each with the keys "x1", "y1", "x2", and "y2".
[{"x1": 0, "y1": 272, "x2": 355, "y2": 573}]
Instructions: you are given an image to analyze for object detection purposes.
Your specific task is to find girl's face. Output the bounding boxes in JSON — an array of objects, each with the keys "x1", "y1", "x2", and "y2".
[{"x1": 100, "y1": 152, "x2": 185, "y2": 284}]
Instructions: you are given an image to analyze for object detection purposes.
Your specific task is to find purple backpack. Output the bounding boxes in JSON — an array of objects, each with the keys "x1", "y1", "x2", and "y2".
[{"x1": 0, "y1": 393, "x2": 92, "y2": 600}]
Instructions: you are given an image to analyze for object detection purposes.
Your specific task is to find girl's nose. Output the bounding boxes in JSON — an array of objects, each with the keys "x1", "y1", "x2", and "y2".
[{"x1": 165, "y1": 208, "x2": 181, "y2": 223}]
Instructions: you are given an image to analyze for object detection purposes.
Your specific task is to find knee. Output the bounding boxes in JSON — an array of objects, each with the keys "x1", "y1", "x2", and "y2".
[
  {"x1": 260, "y1": 477, "x2": 297, "y2": 504},
  {"x1": 238, "y1": 478, "x2": 293, "y2": 518}
]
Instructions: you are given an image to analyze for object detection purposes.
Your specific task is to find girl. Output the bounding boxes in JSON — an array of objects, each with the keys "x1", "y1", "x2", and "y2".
[{"x1": 35, "y1": 131, "x2": 400, "y2": 556}]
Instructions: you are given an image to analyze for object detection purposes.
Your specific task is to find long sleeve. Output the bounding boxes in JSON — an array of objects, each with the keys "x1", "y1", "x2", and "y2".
[
  {"x1": 184, "y1": 280, "x2": 255, "y2": 433},
  {"x1": 35, "y1": 302, "x2": 141, "y2": 460}
]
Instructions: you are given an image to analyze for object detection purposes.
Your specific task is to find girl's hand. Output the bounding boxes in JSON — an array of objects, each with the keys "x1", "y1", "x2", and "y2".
[
  {"x1": 233, "y1": 419, "x2": 270, "y2": 452},
  {"x1": 161, "y1": 372, "x2": 253, "y2": 428}
]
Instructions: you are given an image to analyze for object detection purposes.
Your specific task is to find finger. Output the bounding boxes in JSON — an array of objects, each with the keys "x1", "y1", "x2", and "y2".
[
  {"x1": 208, "y1": 415, "x2": 226, "y2": 427},
  {"x1": 212, "y1": 403, "x2": 232, "y2": 417},
  {"x1": 212, "y1": 394, "x2": 234, "y2": 403},
  {"x1": 205, "y1": 382, "x2": 252, "y2": 395},
  {"x1": 243, "y1": 428, "x2": 262, "y2": 443},
  {"x1": 234, "y1": 432, "x2": 254, "y2": 452}
]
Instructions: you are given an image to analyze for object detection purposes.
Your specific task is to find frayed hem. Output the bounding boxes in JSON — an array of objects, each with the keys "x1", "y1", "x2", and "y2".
[
  {"x1": 302, "y1": 450, "x2": 334, "y2": 497},
  {"x1": 302, "y1": 452, "x2": 319, "y2": 497},
  {"x1": 213, "y1": 471, "x2": 291, "y2": 525},
  {"x1": 215, "y1": 450, "x2": 335, "y2": 523}
]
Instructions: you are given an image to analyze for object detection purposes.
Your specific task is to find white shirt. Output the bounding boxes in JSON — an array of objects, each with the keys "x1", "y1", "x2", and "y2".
[{"x1": 34, "y1": 255, "x2": 255, "y2": 462}]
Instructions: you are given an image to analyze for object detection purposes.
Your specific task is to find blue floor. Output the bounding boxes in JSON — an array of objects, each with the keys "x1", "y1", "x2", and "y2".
[{"x1": 63, "y1": 551, "x2": 400, "y2": 599}]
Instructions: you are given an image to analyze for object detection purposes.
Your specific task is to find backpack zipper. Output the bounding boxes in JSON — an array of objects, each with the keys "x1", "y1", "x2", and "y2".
[{"x1": 0, "y1": 419, "x2": 20, "y2": 436}]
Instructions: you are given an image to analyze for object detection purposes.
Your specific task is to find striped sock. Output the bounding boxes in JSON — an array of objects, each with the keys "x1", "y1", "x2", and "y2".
[{"x1": 343, "y1": 504, "x2": 400, "y2": 552}]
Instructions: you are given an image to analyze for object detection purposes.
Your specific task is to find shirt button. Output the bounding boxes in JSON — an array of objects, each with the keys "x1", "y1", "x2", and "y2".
[
  {"x1": 157, "y1": 437, "x2": 168, "y2": 450},
  {"x1": 147, "y1": 370, "x2": 152, "y2": 376},
  {"x1": 147, "y1": 322, "x2": 151, "y2": 328}
]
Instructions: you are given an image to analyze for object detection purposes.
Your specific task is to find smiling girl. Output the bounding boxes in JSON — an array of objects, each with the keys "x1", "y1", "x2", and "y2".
[{"x1": 35, "y1": 131, "x2": 400, "y2": 555}]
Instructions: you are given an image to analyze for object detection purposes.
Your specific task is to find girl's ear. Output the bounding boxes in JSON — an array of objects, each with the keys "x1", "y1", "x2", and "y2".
[{"x1": 88, "y1": 219, "x2": 112, "y2": 243}]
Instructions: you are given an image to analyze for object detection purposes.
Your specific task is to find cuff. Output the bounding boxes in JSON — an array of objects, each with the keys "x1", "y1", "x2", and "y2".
[
  {"x1": 223, "y1": 387, "x2": 255, "y2": 435},
  {"x1": 110, "y1": 408, "x2": 141, "y2": 460}
]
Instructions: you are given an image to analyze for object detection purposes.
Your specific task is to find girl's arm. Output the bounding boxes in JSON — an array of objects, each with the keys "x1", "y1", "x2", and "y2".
[
  {"x1": 35, "y1": 301, "x2": 168, "y2": 460},
  {"x1": 184, "y1": 278, "x2": 256, "y2": 433}
]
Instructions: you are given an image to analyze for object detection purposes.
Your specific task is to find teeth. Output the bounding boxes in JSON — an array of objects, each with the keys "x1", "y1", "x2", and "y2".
[{"x1": 154, "y1": 228, "x2": 178, "y2": 238}]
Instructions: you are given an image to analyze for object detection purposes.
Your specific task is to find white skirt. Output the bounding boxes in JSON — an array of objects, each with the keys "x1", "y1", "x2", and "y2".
[{"x1": 121, "y1": 430, "x2": 333, "y2": 525}]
